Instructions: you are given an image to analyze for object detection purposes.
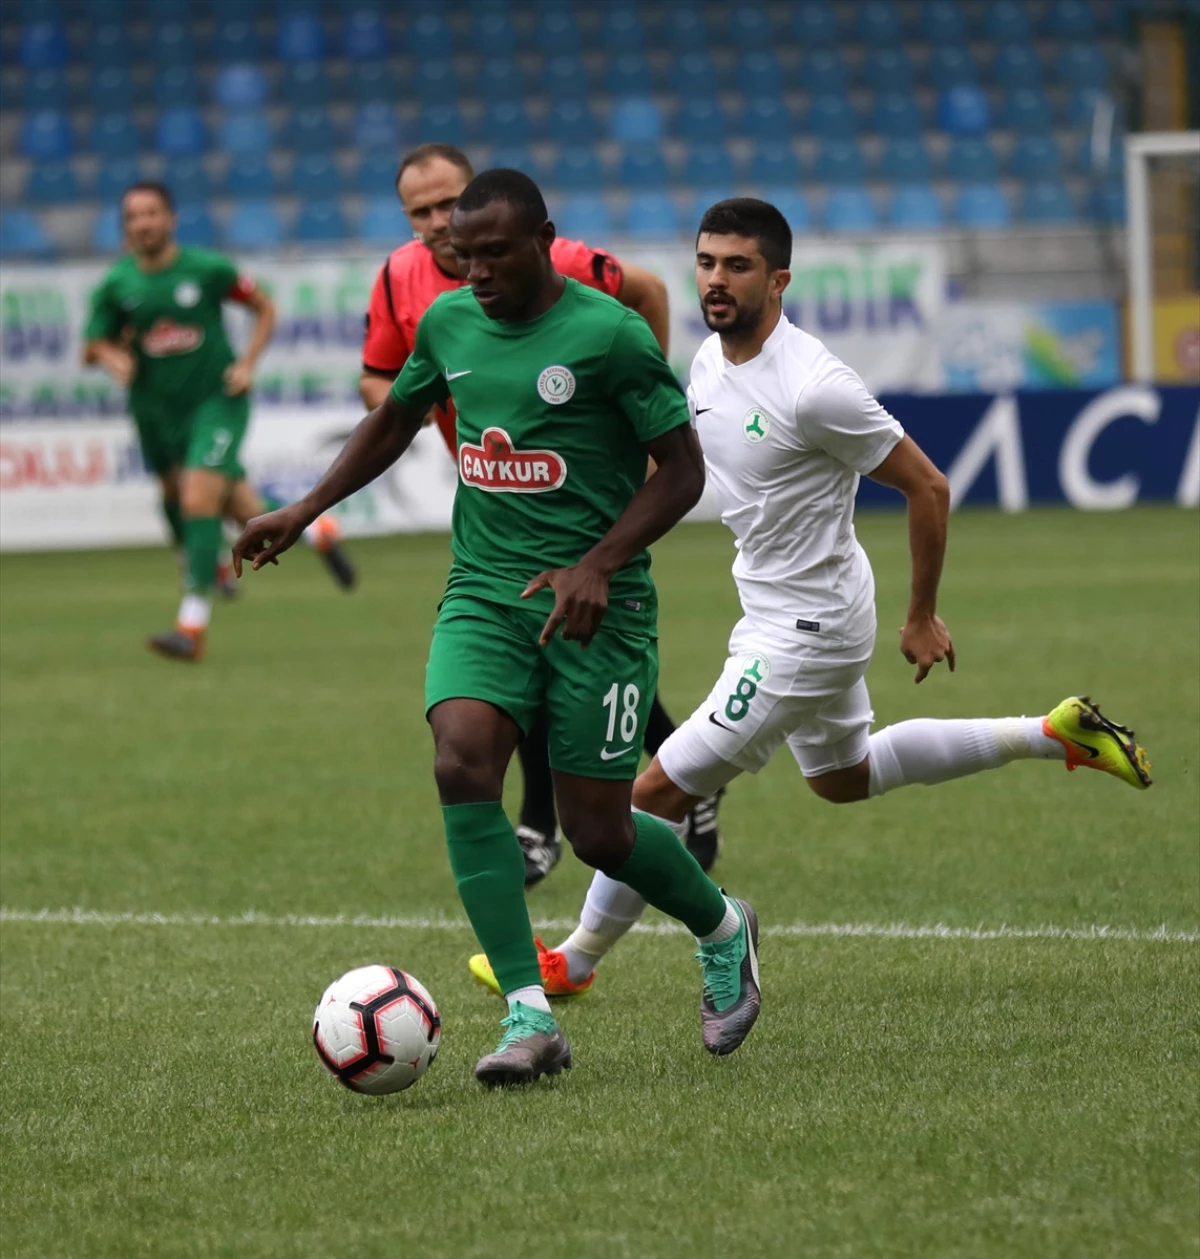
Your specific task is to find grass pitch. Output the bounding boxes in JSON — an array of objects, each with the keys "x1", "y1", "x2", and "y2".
[{"x1": 1, "y1": 508, "x2": 1197, "y2": 1259}]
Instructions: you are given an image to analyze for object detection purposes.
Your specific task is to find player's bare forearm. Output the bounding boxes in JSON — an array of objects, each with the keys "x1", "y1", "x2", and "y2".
[
  {"x1": 83, "y1": 339, "x2": 134, "y2": 386},
  {"x1": 238, "y1": 292, "x2": 276, "y2": 369},
  {"x1": 358, "y1": 370, "x2": 396, "y2": 411},
  {"x1": 617, "y1": 263, "x2": 671, "y2": 355}
]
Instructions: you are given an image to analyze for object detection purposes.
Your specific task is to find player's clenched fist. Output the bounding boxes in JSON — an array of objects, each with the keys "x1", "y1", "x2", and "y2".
[
  {"x1": 232, "y1": 505, "x2": 310, "y2": 576},
  {"x1": 523, "y1": 562, "x2": 611, "y2": 647}
]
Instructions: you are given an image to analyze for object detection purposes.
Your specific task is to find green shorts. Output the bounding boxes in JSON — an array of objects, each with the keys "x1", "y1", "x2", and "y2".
[
  {"x1": 133, "y1": 391, "x2": 250, "y2": 480},
  {"x1": 425, "y1": 594, "x2": 659, "y2": 780}
]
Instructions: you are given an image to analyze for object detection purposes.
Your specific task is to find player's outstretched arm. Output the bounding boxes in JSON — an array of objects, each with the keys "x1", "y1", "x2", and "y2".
[
  {"x1": 615, "y1": 262, "x2": 671, "y2": 356},
  {"x1": 232, "y1": 394, "x2": 425, "y2": 575},
  {"x1": 867, "y1": 434, "x2": 955, "y2": 683},
  {"x1": 524, "y1": 424, "x2": 705, "y2": 646}
]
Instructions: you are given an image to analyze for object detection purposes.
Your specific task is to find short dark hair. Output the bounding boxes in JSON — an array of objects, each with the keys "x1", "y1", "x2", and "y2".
[
  {"x1": 454, "y1": 168, "x2": 548, "y2": 233},
  {"x1": 397, "y1": 143, "x2": 475, "y2": 184},
  {"x1": 122, "y1": 180, "x2": 175, "y2": 212},
  {"x1": 697, "y1": 198, "x2": 792, "y2": 272}
]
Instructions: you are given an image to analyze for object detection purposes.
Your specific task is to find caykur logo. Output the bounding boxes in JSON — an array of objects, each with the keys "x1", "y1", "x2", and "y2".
[
  {"x1": 459, "y1": 427, "x2": 567, "y2": 493},
  {"x1": 142, "y1": 319, "x2": 204, "y2": 356}
]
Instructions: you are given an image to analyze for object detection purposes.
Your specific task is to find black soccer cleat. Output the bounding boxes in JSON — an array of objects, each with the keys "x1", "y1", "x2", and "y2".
[
  {"x1": 320, "y1": 541, "x2": 357, "y2": 591},
  {"x1": 518, "y1": 824, "x2": 563, "y2": 889},
  {"x1": 146, "y1": 626, "x2": 206, "y2": 662},
  {"x1": 685, "y1": 787, "x2": 726, "y2": 873}
]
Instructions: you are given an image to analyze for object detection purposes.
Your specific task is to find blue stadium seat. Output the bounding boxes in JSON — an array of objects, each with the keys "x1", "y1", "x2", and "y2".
[
  {"x1": 930, "y1": 47, "x2": 978, "y2": 90},
  {"x1": 406, "y1": 13, "x2": 452, "y2": 59},
  {"x1": 1020, "y1": 179, "x2": 1077, "y2": 223},
  {"x1": 553, "y1": 146, "x2": 604, "y2": 190},
  {"x1": 89, "y1": 66, "x2": 135, "y2": 112},
  {"x1": 763, "y1": 188, "x2": 813, "y2": 232},
  {"x1": 991, "y1": 45, "x2": 1043, "y2": 89},
  {"x1": 546, "y1": 100, "x2": 598, "y2": 146},
  {"x1": 84, "y1": 0, "x2": 125, "y2": 19},
  {"x1": 25, "y1": 159, "x2": 79, "y2": 203},
  {"x1": 0, "y1": 208, "x2": 54, "y2": 259},
  {"x1": 354, "y1": 102, "x2": 401, "y2": 151},
  {"x1": 1059, "y1": 46, "x2": 1109, "y2": 91},
  {"x1": 478, "y1": 57, "x2": 523, "y2": 101},
  {"x1": 91, "y1": 112, "x2": 140, "y2": 157},
  {"x1": 871, "y1": 92, "x2": 924, "y2": 139},
  {"x1": 278, "y1": 14, "x2": 323, "y2": 62},
  {"x1": 163, "y1": 156, "x2": 211, "y2": 202},
  {"x1": 220, "y1": 110, "x2": 273, "y2": 155},
  {"x1": 806, "y1": 95, "x2": 857, "y2": 140},
  {"x1": 1044, "y1": 0, "x2": 1095, "y2": 37},
  {"x1": 361, "y1": 196, "x2": 409, "y2": 242},
  {"x1": 1000, "y1": 88, "x2": 1053, "y2": 135},
  {"x1": 489, "y1": 145, "x2": 541, "y2": 179},
  {"x1": 624, "y1": 192, "x2": 679, "y2": 237},
  {"x1": 89, "y1": 25, "x2": 129, "y2": 69},
  {"x1": 663, "y1": 8, "x2": 709, "y2": 52},
  {"x1": 618, "y1": 143, "x2": 670, "y2": 189},
  {"x1": 535, "y1": 8, "x2": 581, "y2": 55},
  {"x1": 478, "y1": 99, "x2": 529, "y2": 144},
  {"x1": 295, "y1": 200, "x2": 347, "y2": 243},
  {"x1": 213, "y1": 21, "x2": 259, "y2": 62},
  {"x1": 917, "y1": 1, "x2": 967, "y2": 43},
  {"x1": 154, "y1": 66, "x2": 200, "y2": 109},
  {"x1": 226, "y1": 201, "x2": 284, "y2": 248},
  {"x1": 345, "y1": 9, "x2": 389, "y2": 59},
  {"x1": 175, "y1": 204, "x2": 216, "y2": 247},
  {"x1": 670, "y1": 53, "x2": 718, "y2": 98},
  {"x1": 95, "y1": 156, "x2": 144, "y2": 202},
  {"x1": 284, "y1": 107, "x2": 336, "y2": 152},
  {"x1": 19, "y1": 21, "x2": 68, "y2": 70},
  {"x1": 742, "y1": 96, "x2": 794, "y2": 142},
  {"x1": 290, "y1": 153, "x2": 342, "y2": 198},
  {"x1": 467, "y1": 10, "x2": 516, "y2": 56},
  {"x1": 23, "y1": 68, "x2": 67, "y2": 111},
  {"x1": 152, "y1": 23, "x2": 195, "y2": 66},
  {"x1": 685, "y1": 189, "x2": 738, "y2": 230},
  {"x1": 798, "y1": 49, "x2": 848, "y2": 96},
  {"x1": 675, "y1": 98, "x2": 729, "y2": 142},
  {"x1": 825, "y1": 188, "x2": 877, "y2": 231},
  {"x1": 861, "y1": 47, "x2": 914, "y2": 93},
  {"x1": 729, "y1": 6, "x2": 774, "y2": 48},
  {"x1": 938, "y1": 85, "x2": 990, "y2": 134},
  {"x1": 19, "y1": 110, "x2": 72, "y2": 159},
  {"x1": 1010, "y1": 134, "x2": 1063, "y2": 178},
  {"x1": 1065, "y1": 87, "x2": 1119, "y2": 130},
  {"x1": 555, "y1": 195, "x2": 613, "y2": 239},
  {"x1": 946, "y1": 136, "x2": 999, "y2": 180},
  {"x1": 606, "y1": 54, "x2": 652, "y2": 99},
  {"x1": 750, "y1": 141, "x2": 801, "y2": 185},
  {"x1": 609, "y1": 98, "x2": 663, "y2": 144},
  {"x1": 147, "y1": 0, "x2": 191, "y2": 19},
  {"x1": 600, "y1": 7, "x2": 645, "y2": 53},
  {"x1": 416, "y1": 103, "x2": 465, "y2": 146},
  {"x1": 225, "y1": 154, "x2": 276, "y2": 197},
  {"x1": 790, "y1": 2, "x2": 838, "y2": 46},
  {"x1": 955, "y1": 183, "x2": 1011, "y2": 227},
  {"x1": 815, "y1": 139, "x2": 867, "y2": 183},
  {"x1": 684, "y1": 144, "x2": 736, "y2": 187},
  {"x1": 282, "y1": 62, "x2": 330, "y2": 108},
  {"x1": 356, "y1": 152, "x2": 399, "y2": 195},
  {"x1": 889, "y1": 184, "x2": 943, "y2": 228},
  {"x1": 879, "y1": 137, "x2": 934, "y2": 182},
  {"x1": 1089, "y1": 180, "x2": 1125, "y2": 225},
  {"x1": 214, "y1": 65, "x2": 268, "y2": 108},
  {"x1": 735, "y1": 51, "x2": 784, "y2": 97},
  {"x1": 983, "y1": 0, "x2": 1031, "y2": 41},
  {"x1": 859, "y1": 1, "x2": 903, "y2": 44}
]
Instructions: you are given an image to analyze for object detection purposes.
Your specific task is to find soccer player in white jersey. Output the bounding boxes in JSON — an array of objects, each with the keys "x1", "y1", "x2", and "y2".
[{"x1": 467, "y1": 197, "x2": 1153, "y2": 1000}]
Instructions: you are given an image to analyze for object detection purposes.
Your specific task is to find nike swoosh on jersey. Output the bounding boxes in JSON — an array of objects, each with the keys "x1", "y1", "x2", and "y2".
[
  {"x1": 445, "y1": 369, "x2": 472, "y2": 380},
  {"x1": 708, "y1": 712, "x2": 735, "y2": 733},
  {"x1": 599, "y1": 746, "x2": 634, "y2": 760}
]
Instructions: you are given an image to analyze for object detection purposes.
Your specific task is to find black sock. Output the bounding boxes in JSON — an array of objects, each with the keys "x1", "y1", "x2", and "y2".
[
  {"x1": 643, "y1": 692, "x2": 676, "y2": 757},
  {"x1": 516, "y1": 714, "x2": 557, "y2": 835}
]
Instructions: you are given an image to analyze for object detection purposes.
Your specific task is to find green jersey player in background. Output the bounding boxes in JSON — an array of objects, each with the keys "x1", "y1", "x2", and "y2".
[
  {"x1": 84, "y1": 181, "x2": 356, "y2": 663},
  {"x1": 234, "y1": 170, "x2": 761, "y2": 1086}
]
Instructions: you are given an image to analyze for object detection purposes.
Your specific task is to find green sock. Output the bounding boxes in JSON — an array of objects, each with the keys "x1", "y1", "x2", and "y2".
[
  {"x1": 612, "y1": 811, "x2": 726, "y2": 937},
  {"x1": 443, "y1": 801, "x2": 541, "y2": 995},
  {"x1": 184, "y1": 515, "x2": 222, "y2": 592},
  {"x1": 162, "y1": 497, "x2": 186, "y2": 547}
]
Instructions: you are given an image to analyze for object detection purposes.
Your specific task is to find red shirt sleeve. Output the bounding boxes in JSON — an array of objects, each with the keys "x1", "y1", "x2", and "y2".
[
  {"x1": 551, "y1": 237, "x2": 624, "y2": 297},
  {"x1": 225, "y1": 274, "x2": 258, "y2": 305},
  {"x1": 361, "y1": 259, "x2": 410, "y2": 375}
]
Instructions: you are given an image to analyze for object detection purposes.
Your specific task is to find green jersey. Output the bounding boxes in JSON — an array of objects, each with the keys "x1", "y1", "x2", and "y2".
[
  {"x1": 391, "y1": 278, "x2": 691, "y2": 628},
  {"x1": 84, "y1": 247, "x2": 248, "y2": 417}
]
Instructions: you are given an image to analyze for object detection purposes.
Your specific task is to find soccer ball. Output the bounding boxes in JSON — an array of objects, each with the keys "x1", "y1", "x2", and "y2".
[{"x1": 312, "y1": 965, "x2": 441, "y2": 1095}]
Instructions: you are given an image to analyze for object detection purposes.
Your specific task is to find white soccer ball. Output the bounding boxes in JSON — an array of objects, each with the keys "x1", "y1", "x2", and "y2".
[{"x1": 312, "y1": 965, "x2": 441, "y2": 1095}]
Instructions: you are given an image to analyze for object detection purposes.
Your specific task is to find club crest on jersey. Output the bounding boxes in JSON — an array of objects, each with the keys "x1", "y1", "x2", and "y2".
[
  {"x1": 739, "y1": 652, "x2": 771, "y2": 683},
  {"x1": 537, "y1": 365, "x2": 575, "y2": 405},
  {"x1": 743, "y1": 407, "x2": 771, "y2": 444},
  {"x1": 142, "y1": 319, "x2": 204, "y2": 356},
  {"x1": 459, "y1": 427, "x2": 567, "y2": 493},
  {"x1": 174, "y1": 281, "x2": 201, "y2": 308}
]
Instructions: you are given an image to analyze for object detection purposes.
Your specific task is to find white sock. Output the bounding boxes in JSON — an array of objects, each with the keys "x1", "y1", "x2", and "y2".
[
  {"x1": 867, "y1": 716, "x2": 1064, "y2": 797},
  {"x1": 505, "y1": 984, "x2": 551, "y2": 1016},
  {"x1": 697, "y1": 895, "x2": 740, "y2": 944},
  {"x1": 177, "y1": 593, "x2": 211, "y2": 631}
]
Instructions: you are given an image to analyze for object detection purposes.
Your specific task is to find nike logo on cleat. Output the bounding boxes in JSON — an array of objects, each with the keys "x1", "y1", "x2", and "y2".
[{"x1": 1069, "y1": 738, "x2": 1101, "y2": 759}]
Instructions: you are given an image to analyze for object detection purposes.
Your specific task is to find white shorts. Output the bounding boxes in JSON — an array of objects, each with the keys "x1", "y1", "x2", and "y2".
[{"x1": 657, "y1": 616, "x2": 875, "y2": 799}]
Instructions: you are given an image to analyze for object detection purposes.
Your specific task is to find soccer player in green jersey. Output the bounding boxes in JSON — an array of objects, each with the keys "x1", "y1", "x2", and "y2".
[
  {"x1": 234, "y1": 170, "x2": 761, "y2": 1085},
  {"x1": 84, "y1": 181, "x2": 355, "y2": 662}
]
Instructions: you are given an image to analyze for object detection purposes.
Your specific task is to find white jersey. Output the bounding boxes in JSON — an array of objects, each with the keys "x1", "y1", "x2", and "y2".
[{"x1": 687, "y1": 315, "x2": 904, "y2": 646}]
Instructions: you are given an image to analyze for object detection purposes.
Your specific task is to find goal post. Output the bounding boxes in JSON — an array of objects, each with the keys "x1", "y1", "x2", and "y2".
[{"x1": 1125, "y1": 130, "x2": 1200, "y2": 382}]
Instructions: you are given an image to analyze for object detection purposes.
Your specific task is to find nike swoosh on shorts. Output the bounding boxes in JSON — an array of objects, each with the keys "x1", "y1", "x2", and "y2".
[{"x1": 599, "y1": 746, "x2": 634, "y2": 760}]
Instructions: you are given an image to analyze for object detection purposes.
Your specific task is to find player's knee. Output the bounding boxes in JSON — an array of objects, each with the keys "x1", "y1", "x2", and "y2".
[
  {"x1": 432, "y1": 746, "x2": 503, "y2": 805},
  {"x1": 562, "y1": 812, "x2": 634, "y2": 872},
  {"x1": 180, "y1": 472, "x2": 224, "y2": 518},
  {"x1": 805, "y1": 760, "x2": 870, "y2": 804},
  {"x1": 632, "y1": 760, "x2": 693, "y2": 823}
]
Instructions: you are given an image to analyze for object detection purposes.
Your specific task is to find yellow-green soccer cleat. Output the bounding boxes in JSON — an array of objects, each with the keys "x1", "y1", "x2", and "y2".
[
  {"x1": 468, "y1": 938, "x2": 594, "y2": 1000},
  {"x1": 1043, "y1": 696, "x2": 1152, "y2": 790}
]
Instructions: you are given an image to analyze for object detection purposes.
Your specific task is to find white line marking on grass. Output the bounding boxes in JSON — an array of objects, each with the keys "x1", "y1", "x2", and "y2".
[{"x1": 1, "y1": 907, "x2": 1196, "y2": 944}]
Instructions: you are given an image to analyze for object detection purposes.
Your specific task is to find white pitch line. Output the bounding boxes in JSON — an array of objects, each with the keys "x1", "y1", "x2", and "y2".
[{"x1": 1, "y1": 907, "x2": 1196, "y2": 944}]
